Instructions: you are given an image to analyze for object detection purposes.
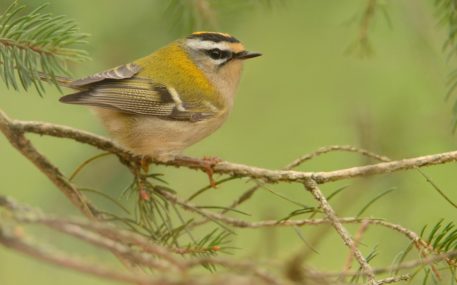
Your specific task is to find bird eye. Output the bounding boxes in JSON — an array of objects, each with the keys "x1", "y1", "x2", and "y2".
[{"x1": 206, "y1": 48, "x2": 230, "y2": 60}]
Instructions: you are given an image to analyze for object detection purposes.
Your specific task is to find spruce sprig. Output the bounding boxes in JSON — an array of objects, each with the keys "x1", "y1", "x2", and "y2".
[{"x1": 0, "y1": 1, "x2": 89, "y2": 96}]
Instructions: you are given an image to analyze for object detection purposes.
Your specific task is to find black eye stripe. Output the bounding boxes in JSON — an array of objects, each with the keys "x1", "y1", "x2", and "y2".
[{"x1": 205, "y1": 48, "x2": 232, "y2": 60}]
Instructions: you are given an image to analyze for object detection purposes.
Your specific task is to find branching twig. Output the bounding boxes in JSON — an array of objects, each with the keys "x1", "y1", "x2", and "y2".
[
  {"x1": 285, "y1": 145, "x2": 390, "y2": 170},
  {"x1": 0, "y1": 110, "x2": 97, "y2": 219},
  {"x1": 2, "y1": 107, "x2": 457, "y2": 284},
  {"x1": 375, "y1": 275, "x2": 409, "y2": 285},
  {"x1": 0, "y1": 223, "x2": 161, "y2": 285},
  {"x1": 304, "y1": 179, "x2": 377, "y2": 284},
  {"x1": 0, "y1": 195, "x2": 185, "y2": 269},
  {"x1": 342, "y1": 220, "x2": 370, "y2": 275}
]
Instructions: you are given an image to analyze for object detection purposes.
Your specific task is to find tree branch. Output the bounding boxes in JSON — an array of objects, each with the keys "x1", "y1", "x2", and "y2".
[
  {"x1": 0, "y1": 110, "x2": 98, "y2": 218},
  {"x1": 2, "y1": 107, "x2": 456, "y2": 284},
  {"x1": 0, "y1": 223, "x2": 163, "y2": 285},
  {"x1": 304, "y1": 179, "x2": 376, "y2": 284},
  {"x1": 5, "y1": 112, "x2": 457, "y2": 185},
  {"x1": 1, "y1": 194, "x2": 453, "y2": 285}
]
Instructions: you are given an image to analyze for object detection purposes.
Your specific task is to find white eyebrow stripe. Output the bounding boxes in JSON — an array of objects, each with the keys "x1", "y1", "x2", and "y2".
[{"x1": 185, "y1": 39, "x2": 230, "y2": 51}]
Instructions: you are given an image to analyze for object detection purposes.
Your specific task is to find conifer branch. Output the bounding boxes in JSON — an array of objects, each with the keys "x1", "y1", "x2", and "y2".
[
  {"x1": 3, "y1": 106, "x2": 457, "y2": 283},
  {"x1": 1, "y1": 195, "x2": 455, "y2": 285},
  {"x1": 0, "y1": 2, "x2": 88, "y2": 95},
  {"x1": 434, "y1": 0, "x2": 457, "y2": 130},
  {"x1": 1, "y1": 1, "x2": 457, "y2": 284}
]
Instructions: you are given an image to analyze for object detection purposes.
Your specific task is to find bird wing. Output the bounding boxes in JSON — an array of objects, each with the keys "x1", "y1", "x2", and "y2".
[
  {"x1": 69, "y1": 63, "x2": 141, "y2": 87},
  {"x1": 60, "y1": 63, "x2": 219, "y2": 122}
]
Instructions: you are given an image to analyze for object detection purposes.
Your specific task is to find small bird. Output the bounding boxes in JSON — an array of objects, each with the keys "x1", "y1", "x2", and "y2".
[{"x1": 60, "y1": 32, "x2": 261, "y2": 162}]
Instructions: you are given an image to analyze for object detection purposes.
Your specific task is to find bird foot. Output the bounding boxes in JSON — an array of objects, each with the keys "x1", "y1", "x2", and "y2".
[
  {"x1": 174, "y1": 155, "x2": 222, "y2": 188},
  {"x1": 201, "y1": 156, "x2": 222, "y2": 188}
]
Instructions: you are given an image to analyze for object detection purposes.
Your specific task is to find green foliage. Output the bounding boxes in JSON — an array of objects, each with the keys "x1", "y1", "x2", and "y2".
[
  {"x1": 345, "y1": 0, "x2": 391, "y2": 58},
  {"x1": 163, "y1": 0, "x2": 283, "y2": 35},
  {"x1": 425, "y1": 220, "x2": 457, "y2": 254},
  {"x1": 410, "y1": 220, "x2": 457, "y2": 283},
  {"x1": 356, "y1": 188, "x2": 394, "y2": 217},
  {"x1": 191, "y1": 229, "x2": 233, "y2": 271},
  {"x1": 69, "y1": 153, "x2": 235, "y2": 266},
  {"x1": 435, "y1": 0, "x2": 457, "y2": 130},
  {"x1": 0, "y1": 1, "x2": 89, "y2": 96},
  {"x1": 164, "y1": 0, "x2": 219, "y2": 34}
]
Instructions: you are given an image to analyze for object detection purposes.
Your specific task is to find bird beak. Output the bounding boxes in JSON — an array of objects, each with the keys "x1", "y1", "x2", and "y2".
[{"x1": 235, "y1": 51, "x2": 262, "y2": 60}]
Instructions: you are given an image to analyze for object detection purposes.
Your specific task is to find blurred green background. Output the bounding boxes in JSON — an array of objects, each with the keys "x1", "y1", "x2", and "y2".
[{"x1": 1, "y1": 0, "x2": 457, "y2": 284}]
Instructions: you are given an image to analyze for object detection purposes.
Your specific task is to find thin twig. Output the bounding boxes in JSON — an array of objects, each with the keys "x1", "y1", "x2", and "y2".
[
  {"x1": 376, "y1": 275, "x2": 410, "y2": 284},
  {"x1": 285, "y1": 145, "x2": 390, "y2": 170},
  {"x1": 0, "y1": 223, "x2": 162, "y2": 285},
  {"x1": 183, "y1": 256, "x2": 280, "y2": 285},
  {"x1": 0, "y1": 196, "x2": 280, "y2": 284},
  {"x1": 342, "y1": 219, "x2": 370, "y2": 274},
  {"x1": 224, "y1": 145, "x2": 387, "y2": 216},
  {"x1": 304, "y1": 178, "x2": 377, "y2": 285},
  {"x1": 0, "y1": 110, "x2": 98, "y2": 218},
  {"x1": 0, "y1": 195, "x2": 185, "y2": 270},
  {"x1": 323, "y1": 250, "x2": 457, "y2": 277}
]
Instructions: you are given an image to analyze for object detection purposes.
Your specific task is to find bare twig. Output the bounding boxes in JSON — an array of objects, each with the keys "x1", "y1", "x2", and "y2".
[
  {"x1": 376, "y1": 275, "x2": 410, "y2": 284},
  {"x1": 0, "y1": 196, "x2": 280, "y2": 284},
  {"x1": 225, "y1": 145, "x2": 388, "y2": 215},
  {"x1": 0, "y1": 195, "x2": 185, "y2": 269},
  {"x1": 304, "y1": 178, "x2": 376, "y2": 285},
  {"x1": 167, "y1": 191, "x2": 416, "y2": 237},
  {"x1": 5, "y1": 114, "x2": 457, "y2": 184},
  {"x1": 184, "y1": 256, "x2": 280, "y2": 285},
  {"x1": 285, "y1": 145, "x2": 390, "y2": 170},
  {"x1": 342, "y1": 220, "x2": 370, "y2": 274},
  {"x1": 0, "y1": 223, "x2": 161, "y2": 285},
  {"x1": 342, "y1": 251, "x2": 457, "y2": 277},
  {"x1": 0, "y1": 110, "x2": 98, "y2": 219}
]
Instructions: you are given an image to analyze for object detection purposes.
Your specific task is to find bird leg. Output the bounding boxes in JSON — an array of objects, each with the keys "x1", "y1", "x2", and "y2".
[
  {"x1": 130, "y1": 156, "x2": 152, "y2": 201},
  {"x1": 174, "y1": 156, "x2": 222, "y2": 188},
  {"x1": 140, "y1": 156, "x2": 152, "y2": 173},
  {"x1": 202, "y1": 156, "x2": 223, "y2": 188}
]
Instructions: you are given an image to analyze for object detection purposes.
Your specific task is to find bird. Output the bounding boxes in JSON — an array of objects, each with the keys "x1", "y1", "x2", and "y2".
[{"x1": 59, "y1": 31, "x2": 261, "y2": 163}]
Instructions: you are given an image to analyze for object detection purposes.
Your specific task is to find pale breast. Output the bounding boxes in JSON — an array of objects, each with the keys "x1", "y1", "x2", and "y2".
[{"x1": 93, "y1": 107, "x2": 228, "y2": 161}]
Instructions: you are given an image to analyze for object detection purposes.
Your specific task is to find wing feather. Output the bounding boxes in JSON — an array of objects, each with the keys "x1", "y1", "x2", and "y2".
[
  {"x1": 69, "y1": 63, "x2": 142, "y2": 87},
  {"x1": 60, "y1": 64, "x2": 219, "y2": 121}
]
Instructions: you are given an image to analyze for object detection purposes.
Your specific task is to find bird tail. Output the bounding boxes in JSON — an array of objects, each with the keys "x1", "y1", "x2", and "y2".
[
  {"x1": 59, "y1": 91, "x2": 91, "y2": 104},
  {"x1": 38, "y1": 71, "x2": 74, "y2": 88}
]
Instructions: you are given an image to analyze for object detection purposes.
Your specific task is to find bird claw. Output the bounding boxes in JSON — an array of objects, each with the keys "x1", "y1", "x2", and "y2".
[
  {"x1": 202, "y1": 156, "x2": 221, "y2": 188},
  {"x1": 172, "y1": 155, "x2": 222, "y2": 188}
]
